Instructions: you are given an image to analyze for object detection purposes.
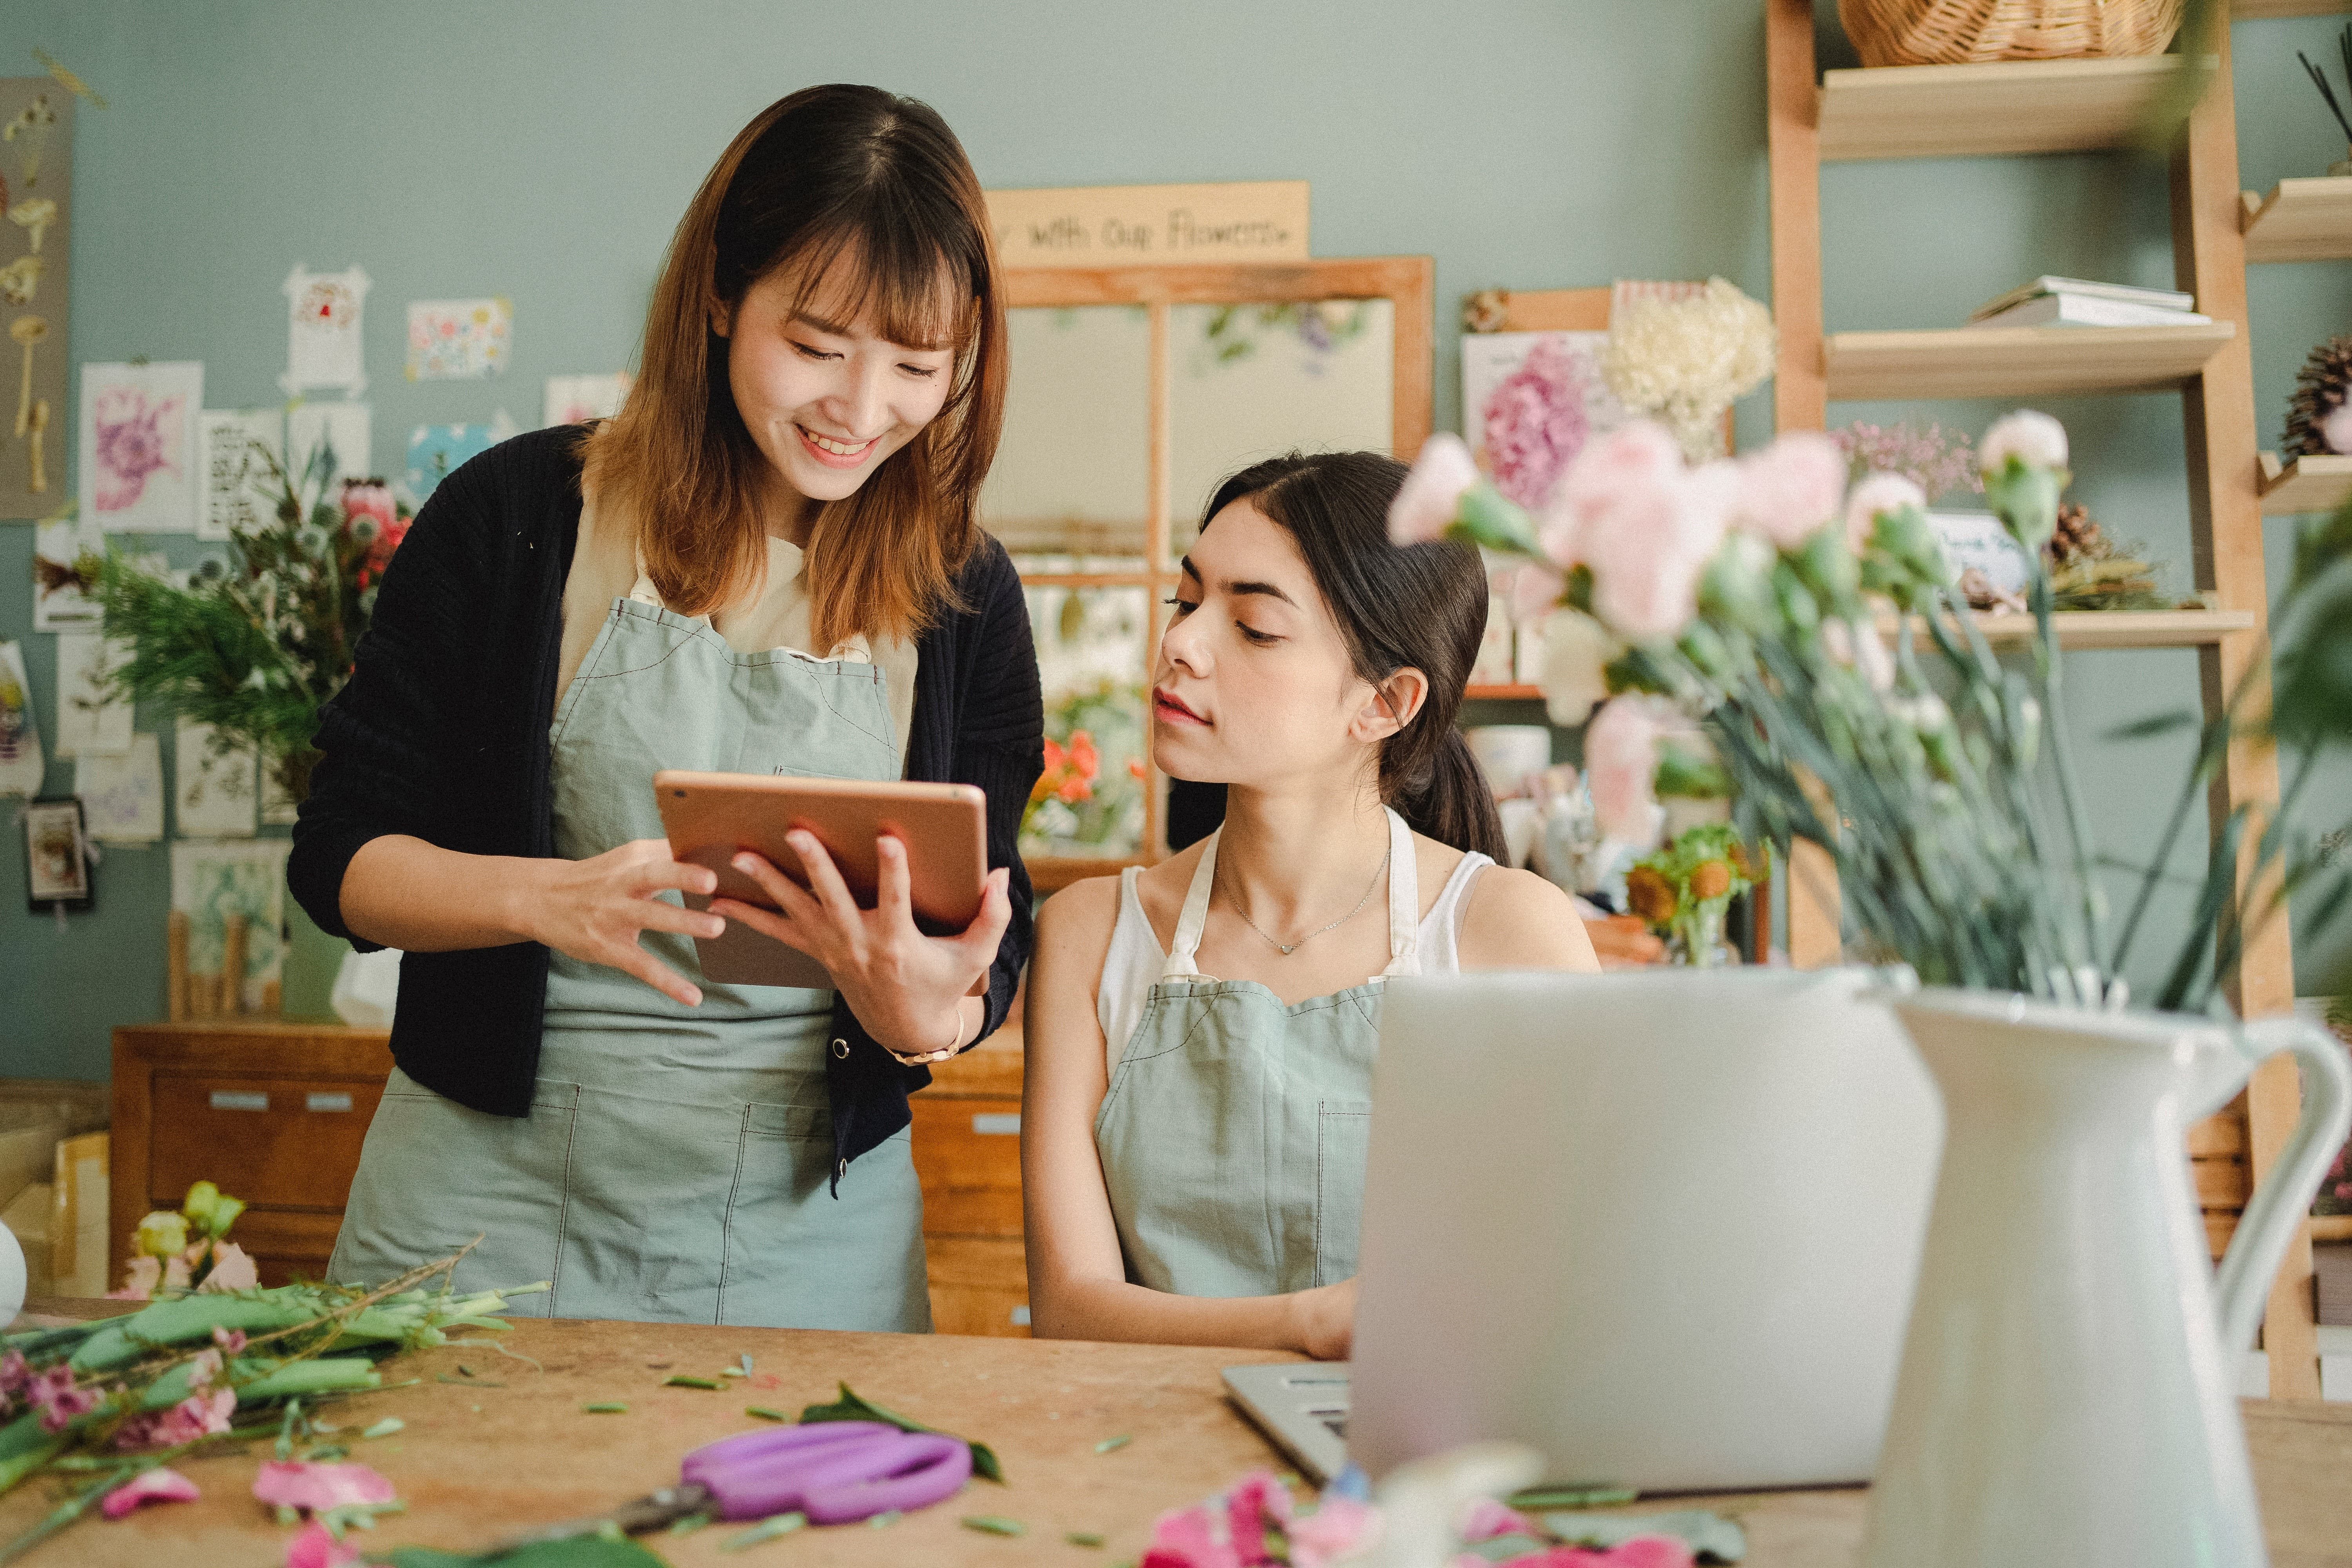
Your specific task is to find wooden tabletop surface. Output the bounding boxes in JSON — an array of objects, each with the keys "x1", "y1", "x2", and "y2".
[{"x1": 7, "y1": 1299, "x2": 2352, "y2": 1566}]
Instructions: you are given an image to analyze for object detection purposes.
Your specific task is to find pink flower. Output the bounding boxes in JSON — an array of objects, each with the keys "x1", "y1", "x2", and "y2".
[
  {"x1": 114, "y1": 1387, "x2": 236, "y2": 1452},
  {"x1": 2322, "y1": 401, "x2": 2352, "y2": 457},
  {"x1": 213, "y1": 1326, "x2": 248, "y2": 1355},
  {"x1": 1584, "y1": 459, "x2": 1736, "y2": 641},
  {"x1": 1289, "y1": 1495, "x2": 1381, "y2": 1566},
  {"x1": 1979, "y1": 410, "x2": 2068, "y2": 474},
  {"x1": 198, "y1": 1242, "x2": 259, "y2": 1294},
  {"x1": 1546, "y1": 422, "x2": 1685, "y2": 568},
  {"x1": 29, "y1": 1365, "x2": 102, "y2": 1433},
  {"x1": 1225, "y1": 1471, "x2": 1294, "y2": 1563},
  {"x1": 0, "y1": 1349, "x2": 28, "y2": 1407},
  {"x1": 91, "y1": 387, "x2": 183, "y2": 514},
  {"x1": 1485, "y1": 338, "x2": 1590, "y2": 509},
  {"x1": 1143, "y1": 1501, "x2": 1243, "y2": 1568},
  {"x1": 1390, "y1": 434, "x2": 1481, "y2": 545},
  {"x1": 1502, "y1": 1537, "x2": 1696, "y2": 1568},
  {"x1": 1460, "y1": 1497, "x2": 1537, "y2": 1543},
  {"x1": 101, "y1": 1466, "x2": 201, "y2": 1519},
  {"x1": 285, "y1": 1521, "x2": 361, "y2": 1568},
  {"x1": 340, "y1": 481, "x2": 397, "y2": 535},
  {"x1": 109, "y1": 1255, "x2": 161, "y2": 1300},
  {"x1": 1584, "y1": 696, "x2": 1679, "y2": 843},
  {"x1": 1842, "y1": 472, "x2": 1927, "y2": 553},
  {"x1": 253, "y1": 1461, "x2": 397, "y2": 1514},
  {"x1": 1509, "y1": 563, "x2": 1568, "y2": 624},
  {"x1": 1733, "y1": 432, "x2": 1847, "y2": 548}
]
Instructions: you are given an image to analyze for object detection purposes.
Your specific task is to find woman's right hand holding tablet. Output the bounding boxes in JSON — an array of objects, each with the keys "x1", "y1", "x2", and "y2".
[{"x1": 513, "y1": 838, "x2": 724, "y2": 1006}]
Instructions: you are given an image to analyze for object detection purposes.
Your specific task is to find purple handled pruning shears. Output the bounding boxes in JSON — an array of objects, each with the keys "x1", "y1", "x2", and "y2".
[{"x1": 499, "y1": 1421, "x2": 973, "y2": 1546}]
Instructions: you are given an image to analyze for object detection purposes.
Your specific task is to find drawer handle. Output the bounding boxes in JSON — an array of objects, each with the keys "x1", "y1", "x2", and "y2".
[
  {"x1": 1009, "y1": 1304, "x2": 1031, "y2": 1327},
  {"x1": 971, "y1": 1113, "x2": 1020, "y2": 1136},
  {"x1": 209, "y1": 1091, "x2": 269, "y2": 1112},
  {"x1": 306, "y1": 1093, "x2": 354, "y2": 1113}
]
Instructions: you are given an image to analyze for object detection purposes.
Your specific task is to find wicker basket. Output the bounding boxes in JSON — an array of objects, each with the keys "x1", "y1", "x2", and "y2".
[{"x1": 1839, "y1": 0, "x2": 2184, "y2": 66}]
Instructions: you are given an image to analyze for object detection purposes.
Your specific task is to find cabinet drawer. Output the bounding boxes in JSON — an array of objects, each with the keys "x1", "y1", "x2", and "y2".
[
  {"x1": 924, "y1": 1235, "x2": 1029, "y2": 1338},
  {"x1": 908, "y1": 1096, "x2": 1024, "y2": 1238},
  {"x1": 149, "y1": 1074, "x2": 382, "y2": 1212},
  {"x1": 230, "y1": 1209, "x2": 344, "y2": 1288}
]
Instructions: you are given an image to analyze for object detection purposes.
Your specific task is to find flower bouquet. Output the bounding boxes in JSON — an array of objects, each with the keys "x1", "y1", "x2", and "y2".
[
  {"x1": 44, "y1": 423, "x2": 411, "y2": 807},
  {"x1": 1624, "y1": 825, "x2": 1756, "y2": 968},
  {"x1": 109, "y1": 1181, "x2": 258, "y2": 1301}
]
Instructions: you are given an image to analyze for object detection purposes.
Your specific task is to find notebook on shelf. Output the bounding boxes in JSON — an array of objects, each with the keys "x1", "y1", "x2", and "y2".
[{"x1": 1969, "y1": 276, "x2": 2196, "y2": 323}]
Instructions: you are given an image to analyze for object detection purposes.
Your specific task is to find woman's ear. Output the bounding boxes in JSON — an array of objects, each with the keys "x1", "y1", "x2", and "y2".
[
  {"x1": 708, "y1": 293, "x2": 734, "y2": 339},
  {"x1": 1351, "y1": 668, "x2": 1430, "y2": 745}
]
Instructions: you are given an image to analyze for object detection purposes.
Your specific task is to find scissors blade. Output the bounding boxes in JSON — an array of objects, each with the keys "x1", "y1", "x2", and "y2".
[{"x1": 493, "y1": 1482, "x2": 714, "y2": 1550}]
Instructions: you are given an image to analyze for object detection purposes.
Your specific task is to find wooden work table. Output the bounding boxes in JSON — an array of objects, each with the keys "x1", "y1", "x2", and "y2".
[{"x1": 9, "y1": 1301, "x2": 2352, "y2": 1566}]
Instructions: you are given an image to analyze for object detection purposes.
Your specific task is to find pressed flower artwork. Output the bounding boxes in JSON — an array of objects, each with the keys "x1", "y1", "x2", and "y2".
[{"x1": 76, "y1": 360, "x2": 201, "y2": 531}]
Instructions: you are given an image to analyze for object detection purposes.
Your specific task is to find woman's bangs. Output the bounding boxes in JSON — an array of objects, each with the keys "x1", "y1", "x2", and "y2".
[{"x1": 782, "y1": 218, "x2": 972, "y2": 354}]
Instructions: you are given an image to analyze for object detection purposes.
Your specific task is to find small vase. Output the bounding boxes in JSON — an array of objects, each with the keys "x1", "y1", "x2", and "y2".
[
  {"x1": 1669, "y1": 902, "x2": 1731, "y2": 967},
  {"x1": 278, "y1": 898, "x2": 349, "y2": 1023},
  {"x1": 1862, "y1": 990, "x2": 2352, "y2": 1567}
]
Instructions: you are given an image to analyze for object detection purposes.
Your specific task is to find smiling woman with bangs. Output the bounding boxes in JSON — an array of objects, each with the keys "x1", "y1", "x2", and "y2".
[{"x1": 288, "y1": 85, "x2": 1043, "y2": 1330}]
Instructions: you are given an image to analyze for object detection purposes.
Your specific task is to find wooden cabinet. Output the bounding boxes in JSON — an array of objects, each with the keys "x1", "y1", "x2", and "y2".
[
  {"x1": 910, "y1": 1032, "x2": 1029, "y2": 1337},
  {"x1": 111, "y1": 1022, "x2": 394, "y2": 1289}
]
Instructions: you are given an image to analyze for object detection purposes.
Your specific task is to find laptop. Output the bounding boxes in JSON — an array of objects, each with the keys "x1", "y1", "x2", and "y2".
[{"x1": 1229, "y1": 967, "x2": 1940, "y2": 1491}]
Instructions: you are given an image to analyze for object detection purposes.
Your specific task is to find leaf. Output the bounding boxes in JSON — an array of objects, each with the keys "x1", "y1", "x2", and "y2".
[
  {"x1": 360, "y1": 1418, "x2": 404, "y2": 1439},
  {"x1": 962, "y1": 1516, "x2": 1026, "y2": 1536},
  {"x1": 744, "y1": 1406, "x2": 788, "y2": 1422},
  {"x1": 1506, "y1": 1485, "x2": 1637, "y2": 1510},
  {"x1": 664, "y1": 1376, "x2": 721, "y2": 1390},
  {"x1": 867, "y1": 1510, "x2": 903, "y2": 1529},
  {"x1": 1546, "y1": 1508, "x2": 1748, "y2": 1564},
  {"x1": 2103, "y1": 710, "x2": 2198, "y2": 741},
  {"x1": 798, "y1": 1383, "x2": 1004, "y2": 1483},
  {"x1": 1093, "y1": 1435, "x2": 1132, "y2": 1454},
  {"x1": 720, "y1": 1512, "x2": 806, "y2": 1552},
  {"x1": 1067, "y1": 1532, "x2": 1107, "y2": 1548},
  {"x1": 581, "y1": 1402, "x2": 629, "y2": 1414}
]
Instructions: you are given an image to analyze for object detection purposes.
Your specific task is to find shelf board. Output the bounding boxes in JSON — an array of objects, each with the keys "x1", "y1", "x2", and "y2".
[
  {"x1": 2240, "y1": 177, "x2": 2352, "y2": 263},
  {"x1": 1884, "y1": 609, "x2": 2257, "y2": 648},
  {"x1": 2259, "y1": 450, "x2": 2352, "y2": 514},
  {"x1": 1817, "y1": 56, "x2": 2209, "y2": 162},
  {"x1": 1464, "y1": 684, "x2": 1544, "y2": 701},
  {"x1": 2234, "y1": 0, "x2": 2351, "y2": 16},
  {"x1": 1824, "y1": 321, "x2": 2234, "y2": 401}
]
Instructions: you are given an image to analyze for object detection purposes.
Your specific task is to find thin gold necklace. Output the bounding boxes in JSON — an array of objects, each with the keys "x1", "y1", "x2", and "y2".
[{"x1": 1218, "y1": 841, "x2": 1392, "y2": 956}]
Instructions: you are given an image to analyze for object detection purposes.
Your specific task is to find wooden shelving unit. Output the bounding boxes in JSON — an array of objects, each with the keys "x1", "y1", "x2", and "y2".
[
  {"x1": 1818, "y1": 55, "x2": 2203, "y2": 161},
  {"x1": 1766, "y1": 4, "x2": 2313, "y2": 1396},
  {"x1": 2259, "y1": 450, "x2": 2352, "y2": 514},
  {"x1": 2240, "y1": 177, "x2": 2352, "y2": 263},
  {"x1": 1464, "y1": 683, "x2": 1544, "y2": 702},
  {"x1": 1882, "y1": 608, "x2": 2256, "y2": 647},
  {"x1": 1824, "y1": 321, "x2": 2234, "y2": 399}
]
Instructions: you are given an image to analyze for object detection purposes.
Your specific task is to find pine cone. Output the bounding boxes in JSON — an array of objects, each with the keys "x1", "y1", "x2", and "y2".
[
  {"x1": 2045, "y1": 503, "x2": 2105, "y2": 567},
  {"x1": 2285, "y1": 334, "x2": 2352, "y2": 459}
]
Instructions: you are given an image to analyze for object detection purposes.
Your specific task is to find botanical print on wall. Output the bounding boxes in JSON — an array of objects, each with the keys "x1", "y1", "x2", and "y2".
[
  {"x1": 75, "y1": 730, "x2": 163, "y2": 842},
  {"x1": 77, "y1": 359, "x2": 203, "y2": 532},
  {"x1": 198, "y1": 408, "x2": 284, "y2": 542},
  {"x1": 53, "y1": 632, "x2": 132, "y2": 758},
  {"x1": 0, "y1": 76, "x2": 71, "y2": 519},
  {"x1": 33, "y1": 515, "x2": 105, "y2": 630},
  {"x1": 0, "y1": 639, "x2": 45, "y2": 797},
  {"x1": 406, "y1": 297, "x2": 512, "y2": 380},
  {"x1": 543, "y1": 372, "x2": 631, "y2": 428},
  {"x1": 171, "y1": 839, "x2": 288, "y2": 1012},
  {"x1": 405, "y1": 415, "x2": 515, "y2": 499},
  {"x1": 282, "y1": 265, "x2": 369, "y2": 396}
]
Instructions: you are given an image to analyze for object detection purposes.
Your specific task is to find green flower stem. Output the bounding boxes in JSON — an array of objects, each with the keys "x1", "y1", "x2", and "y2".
[{"x1": 2029, "y1": 570, "x2": 2107, "y2": 983}]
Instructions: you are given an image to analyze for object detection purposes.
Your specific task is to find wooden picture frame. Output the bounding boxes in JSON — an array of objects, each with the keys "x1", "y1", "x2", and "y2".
[{"x1": 23, "y1": 795, "x2": 91, "y2": 911}]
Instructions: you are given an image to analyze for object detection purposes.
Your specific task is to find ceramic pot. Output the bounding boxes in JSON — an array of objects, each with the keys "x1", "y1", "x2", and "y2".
[
  {"x1": 0, "y1": 1217, "x2": 24, "y2": 1325},
  {"x1": 1863, "y1": 990, "x2": 2352, "y2": 1567}
]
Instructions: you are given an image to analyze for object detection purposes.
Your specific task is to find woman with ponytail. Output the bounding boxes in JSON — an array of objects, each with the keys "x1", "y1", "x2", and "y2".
[{"x1": 1022, "y1": 451, "x2": 1597, "y2": 1358}]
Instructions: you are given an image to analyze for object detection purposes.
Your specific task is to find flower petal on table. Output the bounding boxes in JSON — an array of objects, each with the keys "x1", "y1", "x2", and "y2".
[{"x1": 101, "y1": 1466, "x2": 200, "y2": 1519}]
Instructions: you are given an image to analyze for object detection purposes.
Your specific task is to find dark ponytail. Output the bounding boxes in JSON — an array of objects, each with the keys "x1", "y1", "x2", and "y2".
[{"x1": 1199, "y1": 452, "x2": 1506, "y2": 862}]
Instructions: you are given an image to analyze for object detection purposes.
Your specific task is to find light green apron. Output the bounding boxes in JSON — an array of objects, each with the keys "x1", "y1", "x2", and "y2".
[
  {"x1": 329, "y1": 566, "x2": 930, "y2": 1330},
  {"x1": 1094, "y1": 807, "x2": 1419, "y2": 1298}
]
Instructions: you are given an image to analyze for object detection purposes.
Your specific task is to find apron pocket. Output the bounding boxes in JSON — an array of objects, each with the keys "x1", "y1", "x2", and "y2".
[
  {"x1": 553, "y1": 1088, "x2": 738, "y2": 1323},
  {"x1": 1312, "y1": 1101, "x2": 1374, "y2": 1289},
  {"x1": 719, "y1": 1118, "x2": 929, "y2": 1332}
]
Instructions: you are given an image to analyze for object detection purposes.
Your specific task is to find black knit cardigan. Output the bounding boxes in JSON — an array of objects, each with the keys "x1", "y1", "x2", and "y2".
[{"x1": 287, "y1": 427, "x2": 1044, "y2": 1184}]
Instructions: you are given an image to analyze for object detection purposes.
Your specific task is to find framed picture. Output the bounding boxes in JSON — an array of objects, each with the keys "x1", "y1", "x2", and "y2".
[{"x1": 24, "y1": 795, "x2": 92, "y2": 911}]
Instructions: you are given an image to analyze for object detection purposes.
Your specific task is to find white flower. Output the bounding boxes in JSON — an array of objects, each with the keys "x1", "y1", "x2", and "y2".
[
  {"x1": 1979, "y1": 410, "x2": 2069, "y2": 475},
  {"x1": 1842, "y1": 472, "x2": 1926, "y2": 552},
  {"x1": 2322, "y1": 401, "x2": 2352, "y2": 457},
  {"x1": 1388, "y1": 433, "x2": 1480, "y2": 545},
  {"x1": 1538, "y1": 609, "x2": 1617, "y2": 728}
]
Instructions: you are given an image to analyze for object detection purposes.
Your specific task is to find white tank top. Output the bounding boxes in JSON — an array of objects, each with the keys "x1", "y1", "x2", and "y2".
[{"x1": 1094, "y1": 840, "x2": 1493, "y2": 1074}]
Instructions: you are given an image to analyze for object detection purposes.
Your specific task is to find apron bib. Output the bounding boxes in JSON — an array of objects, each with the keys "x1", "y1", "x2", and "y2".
[
  {"x1": 330, "y1": 569, "x2": 930, "y2": 1330},
  {"x1": 1094, "y1": 808, "x2": 1419, "y2": 1298}
]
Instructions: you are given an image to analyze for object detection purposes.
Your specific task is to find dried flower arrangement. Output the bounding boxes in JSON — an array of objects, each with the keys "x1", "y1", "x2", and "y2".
[
  {"x1": 1625, "y1": 824, "x2": 1758, "y2": 967},
  {"x1": 1598, "y1": 279, "x2": 1775, "y2": 464},
  {"x1": 1830, "y1": 420, "x2": 1980, "y2": 505}
]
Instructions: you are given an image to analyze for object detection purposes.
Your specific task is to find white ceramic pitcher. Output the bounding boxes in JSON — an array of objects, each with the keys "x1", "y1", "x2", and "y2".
[{"x1": 1864, "y1": 989, "x2": 2352, "y2": 1568}]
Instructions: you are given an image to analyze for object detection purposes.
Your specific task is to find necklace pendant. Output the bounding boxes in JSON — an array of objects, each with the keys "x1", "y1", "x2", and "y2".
[{"x1": 1277, "y1": 942, "x2": 1298, "y2": 955}]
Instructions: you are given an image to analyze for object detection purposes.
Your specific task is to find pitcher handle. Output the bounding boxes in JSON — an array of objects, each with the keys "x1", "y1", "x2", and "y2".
[{"x1": 2211, "y1": 1014, "x2": 2352, "y2": 1356}]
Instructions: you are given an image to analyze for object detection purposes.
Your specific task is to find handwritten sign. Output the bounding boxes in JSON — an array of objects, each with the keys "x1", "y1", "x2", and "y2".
[{"x1": 984, "y1": 181, "x2": 1309, "y2": 269}]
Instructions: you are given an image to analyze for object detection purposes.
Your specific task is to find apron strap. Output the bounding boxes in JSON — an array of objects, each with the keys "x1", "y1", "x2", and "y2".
[
  {"x1": 1161, "y1": 829, "x2": 1221, "y2": 981},
  {"x1": 1379, "y1": 805, "x2": 1421, "y2": 978}
]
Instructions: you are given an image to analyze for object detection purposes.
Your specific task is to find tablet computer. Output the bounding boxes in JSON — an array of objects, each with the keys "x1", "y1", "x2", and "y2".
[{"x1": 653, "y1": 770, "x2": 989, "y2": 990}]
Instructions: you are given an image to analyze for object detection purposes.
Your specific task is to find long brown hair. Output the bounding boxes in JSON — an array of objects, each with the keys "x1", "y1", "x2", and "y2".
[
  {"x1": 583, "y1": 84, "x2": 1006, "y2": 648},
  {"x1": 1201, "y1": 452, "x2": 1506, "y2": 861}
]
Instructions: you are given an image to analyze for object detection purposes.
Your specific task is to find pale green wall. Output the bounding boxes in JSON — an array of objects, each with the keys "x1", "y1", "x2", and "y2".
[{"x1": 1, "y1": 1, "x2": 2345, "y2": 1079}]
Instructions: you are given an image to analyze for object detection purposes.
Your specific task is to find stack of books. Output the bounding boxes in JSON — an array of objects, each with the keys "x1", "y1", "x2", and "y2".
[{"x1": 1965, "y1": 277, "x2": 2209, "y2": 329}]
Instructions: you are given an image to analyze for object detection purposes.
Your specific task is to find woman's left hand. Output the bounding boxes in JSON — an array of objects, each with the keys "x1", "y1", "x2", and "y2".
[{"x1": 709, "y1": 831, "x2": 1012, "y2": 1062}]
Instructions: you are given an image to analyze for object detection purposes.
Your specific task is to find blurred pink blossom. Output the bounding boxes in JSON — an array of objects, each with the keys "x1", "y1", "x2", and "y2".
[
  {"x1": 1585, "y1": 696, "x2": 1681, "y2": 842},
  {"x1": 1510, "y1": 563, "x2": 1567, "y2": 624},
  {"x1": 285, "y1": 1521, "x2": 361, "y2": 1568},
  {"x1": 1842, "y1": 473, "x2": 1927, "y2": 553},
  {"x1": 1548, "y1": 421, "x2": 1685, "y2": 566},
  {"x1": 1389, "y1": 434, "x2": 1480, "y2": 545},
  {"x1": 1226, "y1": 1470, "x2": 1294, "y2": 1555},
  {"x1": 1485, "y1": 337, "x2": 1590, "y2": 509},
  {"x1": 113, "y1": 1387, "x2": 235, "y2": 1452},
  {"x1": 1142, "y1": 1501, "x2": 1243, "y2": 1568},
  {"x1": 198, "y1": 1242, "x2": 259, "y2": 1294},
  {"x1": 1460, "y1": 1497, "x2": 1537, "y2": 1543},
  {"x1": 29, "y1": 1365, "x2": 102, "y2": 1433},
  {"x1": 253, "y1": 1460, "x2": 397, "y2": 1514},
  {"x1": 1584, "y1": 457, "x2": 1737, "y2": 641},
  {"x1": 100, "y1": 1466, "x2": 200, "y2": 1520},
  {"x1": 1289, "y1": 1495, "x2": 1381, "y2": 1566},
  {"x1": 1734, "y1": 432, "x2": 1848, "y2": 547},
  {"x1": 1831, "y1": 420, "x2": 1979, "y2": 503}
]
